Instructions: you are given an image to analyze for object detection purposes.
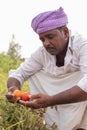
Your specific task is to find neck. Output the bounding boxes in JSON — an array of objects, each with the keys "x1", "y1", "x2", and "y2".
[{"x1": 56, "y1": 44, "x2": 68, "y2": 67}]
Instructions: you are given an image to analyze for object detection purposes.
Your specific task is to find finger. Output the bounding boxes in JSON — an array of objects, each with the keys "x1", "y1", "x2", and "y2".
[
  {"x1": 5, "y1": 93, "x2": 16, "y2": 103},
  {"x1": 19, "y1": 100, "x2": 26, "y2": 106},
  {"x1": 6, "y1": 93, "x2": 12, "y2": 99},
  {"x1": 19, "y1": 99, "x2": 37, "y2": 108}
]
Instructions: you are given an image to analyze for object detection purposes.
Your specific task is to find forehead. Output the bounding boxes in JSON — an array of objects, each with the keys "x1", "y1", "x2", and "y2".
[{"x1": 39, "y1": 28, "x2": 58, "y2": 37}]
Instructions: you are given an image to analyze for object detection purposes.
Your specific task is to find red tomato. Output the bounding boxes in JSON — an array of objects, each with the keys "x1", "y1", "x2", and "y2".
[{"x1": 21, "y1": 92, "x2": 30, "y2": 101}]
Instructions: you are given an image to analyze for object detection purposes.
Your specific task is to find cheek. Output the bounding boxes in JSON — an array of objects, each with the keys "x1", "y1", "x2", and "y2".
[
  {"x1": 52, "y1": 36, "x2": 64, "y2": 49},
  {"x1": 56, "y1": 41, "x2": 65, "y2": 52},
  {"x1": 54, "y1": 39, "x2": 61, "y2": 48}
]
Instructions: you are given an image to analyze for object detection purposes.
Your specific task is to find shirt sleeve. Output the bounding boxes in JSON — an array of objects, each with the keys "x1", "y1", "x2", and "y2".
[
  {"x1": 9, "y1": 47, "x2": 43, "y2": 86},
  {"x1": 76, "y1": 39, "x2": 87, "y2": 92}
]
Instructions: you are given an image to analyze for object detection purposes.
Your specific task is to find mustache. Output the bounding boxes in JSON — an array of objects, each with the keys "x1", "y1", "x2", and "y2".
[
  {"x1": 45, "y1": 46, "x2": 55, "y2": 51},
  {"x1": 44, "y1": 45, "x2": 55, "y2": 49}
]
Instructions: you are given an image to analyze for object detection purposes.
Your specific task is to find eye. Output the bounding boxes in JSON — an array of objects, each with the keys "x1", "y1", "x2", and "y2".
[{"x1": 47, "y1": 35, "x2": 54, "y2": 39}]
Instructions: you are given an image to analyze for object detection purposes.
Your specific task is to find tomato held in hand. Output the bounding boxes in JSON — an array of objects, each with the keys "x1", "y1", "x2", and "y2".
[
  {"x1": 13, "y1": 90, "x2": 22, "y2": 99},
  {"x1": 21, "y1": 92, "x2": 31, "y2": 101}
]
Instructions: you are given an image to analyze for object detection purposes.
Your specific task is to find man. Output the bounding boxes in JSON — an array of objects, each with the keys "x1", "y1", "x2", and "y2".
[{"x1": 6, "y1": 7, "x2": 87, "y2": 130}]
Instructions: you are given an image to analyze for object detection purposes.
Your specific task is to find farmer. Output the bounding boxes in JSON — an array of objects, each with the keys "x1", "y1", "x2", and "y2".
[{"x1": 6, "y1": 7, "x2": 87, "y2": 130}]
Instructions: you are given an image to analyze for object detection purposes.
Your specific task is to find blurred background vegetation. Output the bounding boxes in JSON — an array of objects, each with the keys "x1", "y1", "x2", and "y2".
[
  {"x1": 0, "y1": 34, "x2": 24, "y2": 94},
  {"x1": 0, "y1": 35, "x2": 51, "y2": 130}
]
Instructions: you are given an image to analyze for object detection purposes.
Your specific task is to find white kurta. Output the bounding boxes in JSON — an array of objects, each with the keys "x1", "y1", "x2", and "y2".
[
  {"x1": 9, "y1": 31, "x2": 87, "y2": 92},
  {"x1": 29, "y1": 70, "x2": 87, "y2": 130},
  {"x1": 9, "y1": 31, "x2": 87, "y2": 129}
]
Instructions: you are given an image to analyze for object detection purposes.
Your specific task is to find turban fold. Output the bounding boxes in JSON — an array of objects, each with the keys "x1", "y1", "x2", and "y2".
[{"x1": 31, "y1": 7, "x2": 68, "y2": 34}]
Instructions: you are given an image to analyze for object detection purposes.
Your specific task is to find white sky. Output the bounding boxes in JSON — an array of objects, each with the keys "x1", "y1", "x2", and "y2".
[{"x1": 0, "y1": 0, "x2": 87, "y2": 58}]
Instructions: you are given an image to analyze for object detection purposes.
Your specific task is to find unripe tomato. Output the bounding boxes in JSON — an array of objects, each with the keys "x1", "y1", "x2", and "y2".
[
  {"x1": 21, "y1": 92, "x2": 30, "y2": 101},
  {"x1": 13, "y1": 90, "x2": 22, "y2": 99}
]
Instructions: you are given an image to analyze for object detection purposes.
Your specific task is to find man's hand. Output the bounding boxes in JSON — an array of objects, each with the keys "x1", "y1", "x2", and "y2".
[
  {"x1": 6, "y1": 87, "x2": 20, "y2": 103},
  {"x1": 19, "y1": 93, "x2": 52, "y2": 109}
]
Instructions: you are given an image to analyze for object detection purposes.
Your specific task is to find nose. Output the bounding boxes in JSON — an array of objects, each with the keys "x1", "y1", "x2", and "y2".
[{"x1": 43, "y1": 39, "x2": 50, "y2": 47}]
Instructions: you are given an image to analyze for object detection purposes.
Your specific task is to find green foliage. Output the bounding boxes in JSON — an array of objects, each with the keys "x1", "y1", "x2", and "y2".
[
  {"x1": 0, "y1": 53, "x2": 22, "y2": 73},
  {"x1": 0, "y1": 72, "x2": 7, "y2": 94},
  {"x1": 0, "y1": 97, "x2": 49, "y2": 130}
]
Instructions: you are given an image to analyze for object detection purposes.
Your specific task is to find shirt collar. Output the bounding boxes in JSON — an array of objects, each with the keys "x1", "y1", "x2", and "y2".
[{"x1": 68, "y1": 30, "x2": 73, "y2": 54}]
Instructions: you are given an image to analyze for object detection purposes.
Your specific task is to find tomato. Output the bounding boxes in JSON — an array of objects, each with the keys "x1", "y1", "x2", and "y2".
[
  {"x1": 21, "y1": 92, "x2": 30, "y2": 101},
  {"x1": 13, "y1": 90, "x2": 22, "y2": 99}
]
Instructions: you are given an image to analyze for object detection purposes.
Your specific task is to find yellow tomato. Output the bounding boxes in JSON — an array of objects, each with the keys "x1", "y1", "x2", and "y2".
[{"x1": 13, "y1": 90, "x2": 22, "y2": 99}]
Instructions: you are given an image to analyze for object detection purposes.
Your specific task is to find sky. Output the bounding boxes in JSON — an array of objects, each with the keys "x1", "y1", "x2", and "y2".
[{"x1": 0, "y1": 0, "x2": 87, "y2": 58}]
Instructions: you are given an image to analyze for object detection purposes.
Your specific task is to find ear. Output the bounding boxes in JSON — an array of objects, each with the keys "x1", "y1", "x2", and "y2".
[{"x1": 62, "y1": 26, "x2": 69, "y2": 41}]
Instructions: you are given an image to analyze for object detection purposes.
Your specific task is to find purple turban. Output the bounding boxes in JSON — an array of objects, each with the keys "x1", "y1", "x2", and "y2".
[{"x1": 31, "y1": 7, "x2": 68, "y2": 34}]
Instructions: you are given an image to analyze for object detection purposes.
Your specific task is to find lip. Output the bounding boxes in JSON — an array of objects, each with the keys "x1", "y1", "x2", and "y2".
[
  {"x1": 47, "y1": 47, "x2": 55, "y2": 51},
  {"x1": 46, "y1": 48, "x2": 56, "y2": 54}
]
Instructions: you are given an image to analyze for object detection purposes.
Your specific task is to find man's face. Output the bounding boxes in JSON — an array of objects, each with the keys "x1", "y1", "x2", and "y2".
[{"x1": 39, "y1": 27, "x2": 69, "y2": 55}]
